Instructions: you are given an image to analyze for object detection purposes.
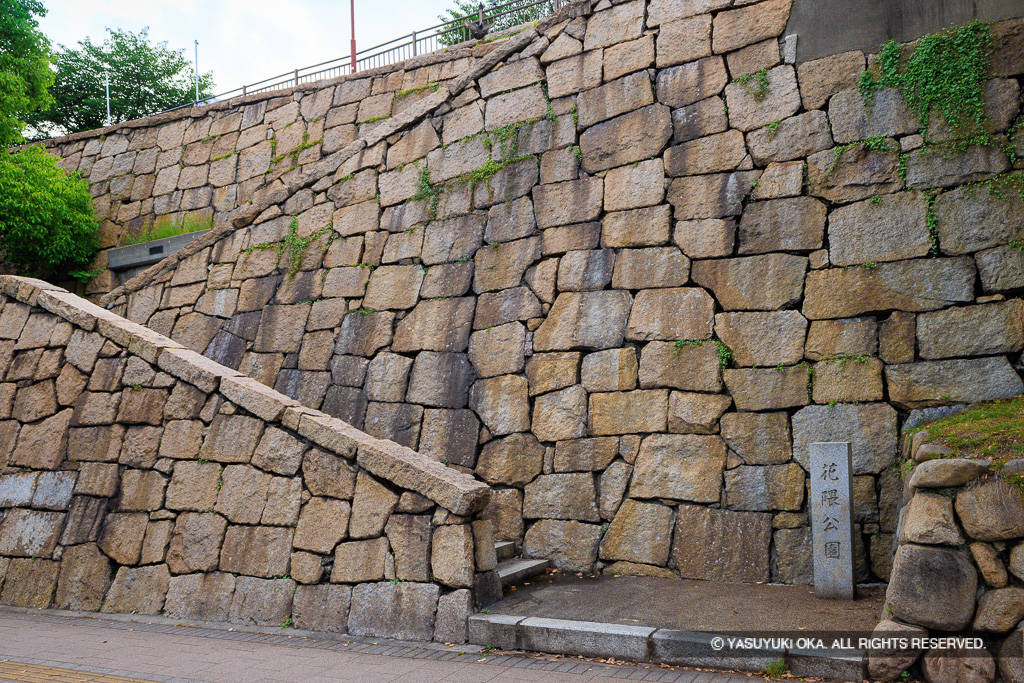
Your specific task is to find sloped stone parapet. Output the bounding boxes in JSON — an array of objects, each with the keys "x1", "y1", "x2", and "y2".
[{"x1": 0, "y1": 275, "x2": 489, "y2": 643}]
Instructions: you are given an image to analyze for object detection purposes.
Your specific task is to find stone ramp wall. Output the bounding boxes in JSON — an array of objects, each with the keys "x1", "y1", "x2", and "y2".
[
  {"x1": 43, "y1": 0, "x2": 1024, "y2": 588},
  {"x1": 868, "y1": 434, "x2": 1024, "y2": 683},
  {"x1": 28, "y1": 20, "x2": 537, "y2": 298},
  {"x1": 0, "y1": 275, "x2": 493, "y2": 643}
]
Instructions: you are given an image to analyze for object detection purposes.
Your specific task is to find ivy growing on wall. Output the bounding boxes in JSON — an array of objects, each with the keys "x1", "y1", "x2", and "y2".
[{"x1": 859, "y1": 20, "x2": 993, "y2": 144}]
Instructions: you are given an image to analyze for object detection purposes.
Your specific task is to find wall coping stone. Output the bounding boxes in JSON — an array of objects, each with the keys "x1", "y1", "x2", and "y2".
[{"x1": 0, "y1": 274, "x2": 492, "y2": 516}]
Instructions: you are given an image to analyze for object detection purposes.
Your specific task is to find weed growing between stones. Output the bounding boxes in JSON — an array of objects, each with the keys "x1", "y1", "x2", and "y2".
[
  {"x1": 763, "y1": 119, "x2": 781, "y2": 140},
  {"x1": 270, "y1": 131, "x2": 323, "y2": 169},
  {"x1": 241, "y1": 216, "x2": 334, "y2": 276},
  {"x1": 673, "y1": 339, "x2": 733, "y2": 369},
  {"x1": 860, "y1": 20, "x2": 992, "y2": 144},
  {"x1": 733, "y1": 67, "x2": 770, "y2": 102},
  {"x1": 763, "y1": 659, "x2": 789, "y2": 679},
  {"x1": 394, "y1": 82, "x2": 440, "y2": 101},
  {"x1": 924, "y1": 191, "x2": 941, "y2": 255}
]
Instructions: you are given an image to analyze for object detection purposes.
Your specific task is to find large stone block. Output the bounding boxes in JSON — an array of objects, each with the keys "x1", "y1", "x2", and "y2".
[
  {"x1": 828, "y1": 194, "x2": 931, "y2": 267},
  {"x1": 584, "y1": 0, "x2": 644, "y2": 49},
  {"x1": 599, "y1": 499, "x2": 675, "y2": 566},
  {"x1": 554, "y1": 437, "x2": 619, "y2": 473},
  {"x1": 626, "y1": 288, "x2": 715, "y2": 341},
  {"x1": 523, "y1": 473, "x2": 600, "y2": 522},
  {"x1": 532, "y1": 385, "x2": 587, "y2": 443},
  {"x1": 164, "y1": 572, "x2": 236, "y2": 622},
  {"x1": 431, "y1": 524, "x2": 475, "y2": 588},
  {"x1": 637, "y1": 341, "x2": 722, "y2": 392},
  {"x1": 668, "y1": 391, "x2": 732, "y2": 434},
  {"x1": 331, "y1": 538, "x2": 389, "y2": 583},
  {"x1": 806, "y1": 145, "x2": 902, "y2": 204},
  {"x1": 886, "y1": 545, "x2": 976, "y2": 631},
  {"x1": 292, "y1": 584, "x2": 351, "y2": 632},
  {"x1": 164, "y1": 512, "x2": 227, "y2": 574},
  {"x1": 219, "y1": 525, "x2": 291, "y2": 578},
  {"x1": 0, "y1": 558, "x2": 60, "y2": 608},
  {"x1": 54, "y1": 543, "x2": 113, "y2": 612},
  {"x1": 577, "y1": 72, "x2": 654, "y2": 129},
  {"x1": 580, "y1": 105, "x2": 672, "y2": 173},
  {"x1": 792, "y1": 403, "x2": 897, "y2": 475},
  {"x1": 918, "y1": 300, "x2": 1024, "y2": 360},
  {"x1": 803, "y1": 257, "x2": 976, "y2": 319},
  {"x1": 534, "y1": 291, "x2": 632, "y2": 351},
  {"x1": 723, "y1": 366, "x2": 810, "y2": 411},
  {"x1": 335, "y1": 310, "x2": 395, "y2": 357},
  {"x1": 468, "y1": 375, "x2": 530, "y2": 437},
  {"x1": 773, "y1": 527, "x2": 812, "y2": 585},
  {"x1": 476, "y1": 433, "x2": 545, "y2": 486},
  {"x1": 805, "y1": 318, "x2": 878, "y2": 361},
  {"x1": 405, "y1": 352, "x2": 474, "y2": 409},
  {"x1": 664, "y1": 130, "x2": 746, "y2": 176},
  {"x1": 524, "y1": 519, "x2": 602, "y2": 572},
  {"x1": 10, "y1": 409, "x2": 72, "y2": 470},
  {"x1": 294, "y1": 498, "x2": 351, "y2": 554},
  {"x1": 714, "y1": 311, "x2": 807, "y2": 367},
  {"x1": 630, "y1": 434, "x2": 725, "y2": 503},
  {"x1": 468, "y1": 323, "x2": 526, "y2": 379},
  {"x1": 229, "y1": 576, "x2": 295, "y2": 626},
  {"x1": 671, "y1": 505, "x2": 772, "y2": 582},
  {"x1": 349, "y1": 471, "x2": 400, "y2": 539},
  {"x1": 348, "y1": 582, "x2": 439, "y2": 641},
  {"x1": 812, "y1": 357, "x2": 885, "y2": 403},
  {"x1": 533, "y1": 177, "x2": 603, "y2": 229},
  {"x1": 829, "y1": 88, "x2": 918, "y2": 144},
  {"x1": 692, "y1": 254, "x2": 806, "y2": 310},
  {"x1": 392, "y1": 298, "x2": 474, "y2": 353},
  {"x1": 0, "y1": 508, "x2": 65, "y2": 557},
  {"x1": 724, "y1": 65, "x2": 801, "y2": 132},
  {"x1": 604, "y1": 160, "x2": 665, "y2": 212},
  {"x1": 737, "y1": 197, "x2": 825, "y2": 255},
  {"x1": 720, "y1": 412, "x2": 791, "y2": 465},
  {"x1": 668, "y1": 171, "x2": 761, "y2": 220},
  {"x1": 725, "y1": 464, "x2": 805, "y2": 512},
  {"x1": 215, "y1": 465, "x2": 271, "y2": 524},
  {"x1": 886, "y1": 357, "x2": 1024, "y2": 410},
  {"x1": 384, "y1": 514, "x2": 431, "y2": 582},
  {"x1": 656, "y1": 57, "x2": 728, "y2": 109},
  {"x1": 418, "y1": 409, "x2": 479, "y2": 468},
  {"x1": 102, "y1": 565, "x2": 171, "y2": 616},
  {"x1": 711, "y1": 0, "x2": 792, "y2": 53},
  {"x1": 581, "y1": 349, "x2": 636, "y2": 393},
  {"x1": 199, "y1": 414, "x2": 263, "y2": 464},
  {"x1": 589, "y1": 390, "x2": 669, "y2": 435},
  {"x1": 956, "y1": 478, "x2": 1024, "y2": 542},
  {"x1": 611, "y1": 247, "x2": 690, "y2": 290}
]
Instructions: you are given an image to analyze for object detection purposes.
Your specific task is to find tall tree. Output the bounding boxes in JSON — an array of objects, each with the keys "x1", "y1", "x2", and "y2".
[
  {"x1": 28, "y1": 27, "x2": 214, "y2": 137},
  {"x1": 437, "y1": 0, "x2": 556, "y2": 46},
  {"x1": 0, "y1": 0, "x2": 53, "y2": 146}
]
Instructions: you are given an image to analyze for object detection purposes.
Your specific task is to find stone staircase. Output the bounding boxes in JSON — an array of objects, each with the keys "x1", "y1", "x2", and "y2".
[{"x1": 493, "y1": 541, "x2": 549, "y2": 589}]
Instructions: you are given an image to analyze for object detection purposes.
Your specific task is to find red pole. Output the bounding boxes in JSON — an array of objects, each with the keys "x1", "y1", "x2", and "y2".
[{"x1": 350, "y1": 0, "x2": 357, "y2": 73}]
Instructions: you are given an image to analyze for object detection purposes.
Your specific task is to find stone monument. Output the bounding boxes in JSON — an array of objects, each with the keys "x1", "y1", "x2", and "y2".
[{"x1": 809, "y1": 442, "x2": 855, "y2": 600}]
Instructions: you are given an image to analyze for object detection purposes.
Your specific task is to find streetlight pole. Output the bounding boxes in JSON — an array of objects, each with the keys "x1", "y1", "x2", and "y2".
[
  {"x1": 105, "y1": 70, "x2": 111, "y2": 126},
  {"x1": 350, "y1": 0, "x2": 357, "y2": 73},
  {"x1": 194, "y1": 40, "x2": 199, "y2": 104}
]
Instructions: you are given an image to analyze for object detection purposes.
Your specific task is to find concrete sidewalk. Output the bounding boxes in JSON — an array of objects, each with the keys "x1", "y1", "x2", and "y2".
[{"x1": 0, "y1": 608, "x2": 773, "y2": 683}]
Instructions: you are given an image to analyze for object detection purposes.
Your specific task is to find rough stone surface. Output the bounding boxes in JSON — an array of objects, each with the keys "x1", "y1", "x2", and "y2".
[
  {"x1": 524, "y1": 519, "x2": 602, "y2": 572},
  {"x1": 886, "y1": 545, "x2": 977, "y2": 631},
  {"x1": 671, "y1": 505, "x2": 772, "y2": 582}
]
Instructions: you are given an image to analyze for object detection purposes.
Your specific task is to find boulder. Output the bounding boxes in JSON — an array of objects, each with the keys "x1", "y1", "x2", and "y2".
[
  {"x1": 867, "y1": 619, "x2": 928, "y2": 681},
  {"x1": 524, "y1": 519, "x2": 602, "y2": 572},
  {"x1": 975, "y1": 588, "x2": 1024, "y2": 634},
  {"x1": 348, "y1": 582, "x2": 439, "y2": 641},
  {"x1": 909, "y1": 459, "x2": 991, "y2": 488},
  {"x1": 671, "y1": 505, "x2": 772, "y2": 582},
  {"x1": 886, "y1": 544, "x2": 977, "y2": 631},
  {"x1": 599, "y1": 499, "x2": 675, "y2": 566},
  {"x1": 899, "y1": 492, "x2": 965, "y2": 546},
  {"x1": 956, "y1": 477, "x2": 1024, "y2": 542},
  {"x1": 921, "y1": 648, "x2": 996, "y2": 683},
  {"x1": 630, "y1": 434, "x2": 726, "y2": 503}
]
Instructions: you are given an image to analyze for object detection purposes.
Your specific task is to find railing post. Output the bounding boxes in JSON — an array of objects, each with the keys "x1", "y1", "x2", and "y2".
[
  {"x1": 294, "y1": 69, "x2": 299, "y2": 87},
  {"x1": 412, "y1": 30, "x2": 417, "y2": 56},
  {"x1": 242, "y1": 84, "x2": 247, "y2": 96}
]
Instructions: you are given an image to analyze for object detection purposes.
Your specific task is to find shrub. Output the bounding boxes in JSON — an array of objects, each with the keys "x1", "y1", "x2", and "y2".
[{"x1": 0, "y1": 146, "x2": 99, "y2": 276}]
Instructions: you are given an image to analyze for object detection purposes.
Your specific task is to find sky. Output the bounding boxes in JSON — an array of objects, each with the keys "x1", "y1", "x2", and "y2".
[{"x1": 37, "y1": 0, "x2": 462, "y2": 99}]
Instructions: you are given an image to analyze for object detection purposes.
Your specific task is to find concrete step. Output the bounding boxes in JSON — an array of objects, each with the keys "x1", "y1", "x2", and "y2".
[
  {"x1": 467, "y1": 614, "x2": 867, "y2": 681},
  {"x1": 495, "y1": 558, "x2": 549, "y2": 588},
  {"x1": 494, "y1": 541, "x2": 516, "y2": 562}
]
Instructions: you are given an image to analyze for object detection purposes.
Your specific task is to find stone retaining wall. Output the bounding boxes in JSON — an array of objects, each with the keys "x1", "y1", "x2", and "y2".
[
  {"x1": 0, "y1": 275, "x2": 492, "y2": 642},
  {"x1": 870, "y1": 434, "x2": 1024, "y2": 683},
  {"x1": 34, "y1": 0, "x2": 1024, "y2": 587}
]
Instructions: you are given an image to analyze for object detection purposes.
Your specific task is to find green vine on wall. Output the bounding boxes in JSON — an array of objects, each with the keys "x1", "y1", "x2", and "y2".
[
  {"x1": 859, "y1": 20, "x2": 993, "y2": 144},
  {"x1": 733, "y1": 68, "x2": 770, "y2": 102},
  {"x1": 241, "y1": 216, "x2": 334, "y2": 276}
]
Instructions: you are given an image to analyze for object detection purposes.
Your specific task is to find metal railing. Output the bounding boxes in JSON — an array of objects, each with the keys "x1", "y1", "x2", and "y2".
[{"x1": 161, "y1": 0, "x2": 564, "y2": 115}]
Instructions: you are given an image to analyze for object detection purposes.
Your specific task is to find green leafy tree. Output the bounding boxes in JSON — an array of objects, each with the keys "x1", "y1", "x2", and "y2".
[
  {"x1": 0, "y1": 146, "x2": 99, "y2": 276},
  {"x1": 0, "y1": 0, "x2": 53, "y2": 146},
  {"x1": 437, "y1": 0, "x2": 556, "y2": 46},
  {"x1": 28, "y1": 27, "x2": 214, "y2": 137}
]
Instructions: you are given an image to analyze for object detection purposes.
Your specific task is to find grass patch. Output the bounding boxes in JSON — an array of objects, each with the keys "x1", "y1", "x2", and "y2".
[
  {"x1": 124, "y1": 213, "x2": 212, "y2": 246},
  {"x1": 912, "y1": 395, "x2": 1024, "y2": 460}
]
